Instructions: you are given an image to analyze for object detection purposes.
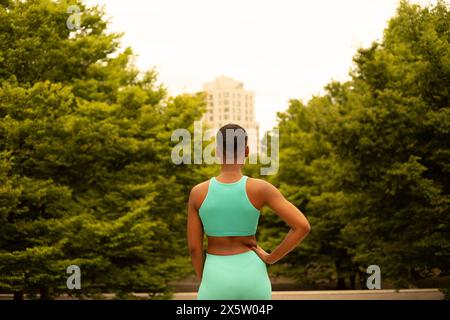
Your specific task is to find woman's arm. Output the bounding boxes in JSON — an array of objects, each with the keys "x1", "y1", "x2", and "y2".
[
  {"x1": 251, "y1": 181, "x2": 311, "y2": 264},
  {"x1": 187, "y1": 187, "x2": 205, "y2": 282}
]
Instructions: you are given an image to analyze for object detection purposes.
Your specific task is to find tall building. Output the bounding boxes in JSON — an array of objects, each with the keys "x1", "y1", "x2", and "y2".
[{"x1": 202, "y1": 76, "x2": 260, "y2": 155}]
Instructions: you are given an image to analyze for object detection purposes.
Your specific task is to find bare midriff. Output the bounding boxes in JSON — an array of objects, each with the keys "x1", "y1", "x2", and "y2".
[{"x1": 206, "y1": 235, "x2": 257, "y2": 255}]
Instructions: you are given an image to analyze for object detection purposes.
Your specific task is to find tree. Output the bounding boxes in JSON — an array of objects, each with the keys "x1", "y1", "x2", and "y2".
[
  {"x1": 335, "y1": 0, "x2": 450, "y2": 286},
  {"x1": 267, "y1": 0, "x2": 450, "y2": 289},
  {"x1": 0, "y1": 0, "x2": 204, "y2": 299}
]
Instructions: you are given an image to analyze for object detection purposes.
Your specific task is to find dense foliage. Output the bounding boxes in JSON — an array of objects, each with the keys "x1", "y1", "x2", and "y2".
[
  {"x1": 0, "y1": 0, "x2": 206, "y2": 299},
  {"x1": 261, "y1": 0, "x2": 450, "y2": 289}
]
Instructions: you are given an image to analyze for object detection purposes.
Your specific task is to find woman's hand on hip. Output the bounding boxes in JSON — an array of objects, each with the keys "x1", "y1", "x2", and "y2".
[{"x1": 250, "y1": 245, "x2": 274, "y2": 264}]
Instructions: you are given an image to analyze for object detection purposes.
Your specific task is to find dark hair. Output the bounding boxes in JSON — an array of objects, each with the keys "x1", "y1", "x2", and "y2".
[{"x1": 216, "y1": 123, "x2": 248, "y2": 163}]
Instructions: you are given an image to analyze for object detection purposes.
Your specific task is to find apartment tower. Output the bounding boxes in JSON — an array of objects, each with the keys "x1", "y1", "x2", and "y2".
[{"x1": 202, "y1": 76, "x2": 260, "y2": 155}]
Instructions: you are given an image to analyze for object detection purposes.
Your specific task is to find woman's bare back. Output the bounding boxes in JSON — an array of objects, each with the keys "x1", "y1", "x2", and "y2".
[{"x1": 193, "y1": 176, "x2": 265, "y2": 255}]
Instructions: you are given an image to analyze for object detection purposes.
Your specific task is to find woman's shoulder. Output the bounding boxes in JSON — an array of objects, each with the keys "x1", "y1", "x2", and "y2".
[
  {"x1": 190, "y1": 179, "x2": 211, "y2": 194},
  {"x1": 189, "y1": 179, "x2": 212, "y2": 209},
  {"x1": 246, "y1": 176, "x2": 273, "y2": 189},
  {"x1": 246, "y1": 177, "x2": 277, "y2": 199}
]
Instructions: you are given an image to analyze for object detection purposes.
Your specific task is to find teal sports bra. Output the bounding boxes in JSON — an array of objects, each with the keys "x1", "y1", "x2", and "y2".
[{"x1": 199, "y1": 175, "x2": 260, "y2": 236}]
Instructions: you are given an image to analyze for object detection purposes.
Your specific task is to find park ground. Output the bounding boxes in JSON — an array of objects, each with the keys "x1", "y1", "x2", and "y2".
[
  {"x1": 173, "y1": 289, "x2": 444, "y2": 300},
  {"x1": 0, "y1": 289, "x2": 444, "y2": 300}
]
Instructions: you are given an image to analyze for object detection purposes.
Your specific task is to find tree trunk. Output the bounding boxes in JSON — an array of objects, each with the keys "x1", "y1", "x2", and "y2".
[
  {"x1": 336, "y1": 277, "x2": 347, "y2": 289},
  {"x1": 13, "y1": 291, "x2": 24, "y2": 300},
  {"x1": 359, "y1": 269, "x2": 366, "y2": 289},
  {"x1": 349, "y1": 271, "x2": 356, "y2": 290},
  {"x1": 40, "y1": 287, "x2": 50, "y2": 300},
  {"x1": 335, "y1": 260, "x2": 347, "y2": 290}
]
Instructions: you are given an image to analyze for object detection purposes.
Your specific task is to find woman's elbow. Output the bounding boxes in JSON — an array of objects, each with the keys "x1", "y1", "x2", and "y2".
[
  {"x1": 304, "y1": 221, "x2": 311, "y2": 234},
  {"x1": 294, "y1": 221, "x2": 311, "y2": 235}
]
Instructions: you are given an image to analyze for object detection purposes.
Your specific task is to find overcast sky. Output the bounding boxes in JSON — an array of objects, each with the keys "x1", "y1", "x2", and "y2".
[{"x1": 85, "y1": 0, "x2": 436, "y2": 134}]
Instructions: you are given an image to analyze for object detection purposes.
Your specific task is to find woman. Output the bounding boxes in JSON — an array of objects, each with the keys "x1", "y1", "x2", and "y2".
[{"x1": 187, "y1": 123, "x2": 311, "y2": 300}]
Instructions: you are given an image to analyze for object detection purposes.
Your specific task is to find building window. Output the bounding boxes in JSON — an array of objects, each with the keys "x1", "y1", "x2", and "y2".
[
  {"x1": 224, "y1": 92, "x2": 229, "y2": 98},
  {"x1": 210, "y1": 116, "x2": 213, "y2": 121},
  {"x1": 224, "y1": 114, "x2": 228, "y2": 120},
  {"x1": 209, "y1": 94, "x2": 213, "y2": 100},
  {"x1": 224, "y1": 107, "x2": 229, "y2": 112},
  {"x1": 224, "y1": 100, "x2": 229, "y2": 105}
]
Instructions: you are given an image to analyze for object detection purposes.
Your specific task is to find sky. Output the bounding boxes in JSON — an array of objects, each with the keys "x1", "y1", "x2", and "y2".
[{"x1": 85, "y1": 0, "x2": 436, "y2": 134}]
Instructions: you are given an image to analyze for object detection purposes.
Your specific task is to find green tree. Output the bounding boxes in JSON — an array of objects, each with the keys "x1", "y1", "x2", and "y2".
[
  {"x1": 335, "y1": 0, "x2": 450, "y2": 286},
  {"x1": 268, "y1": 0, "x2": 450, "y2": 289},
  {"x1": 0, "y1": 0, "x2": 204, "y2": 299}
]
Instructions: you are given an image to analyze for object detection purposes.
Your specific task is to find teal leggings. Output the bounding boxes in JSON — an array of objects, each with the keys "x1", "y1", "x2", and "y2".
[{"x1": 197, "y1": 250, "x2": 272, "y2": 300}]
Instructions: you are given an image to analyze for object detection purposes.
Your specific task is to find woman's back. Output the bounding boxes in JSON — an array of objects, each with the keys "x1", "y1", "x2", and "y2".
[
  {"x1": 199, "y1": 175, "x2": 259, "y2": 236},
  {"x1": 193, "y1": 174, "x2": 265, "y2": 255},
  {"x1": 192, "y1": 174, "x2": 273, "y2": 299}
]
